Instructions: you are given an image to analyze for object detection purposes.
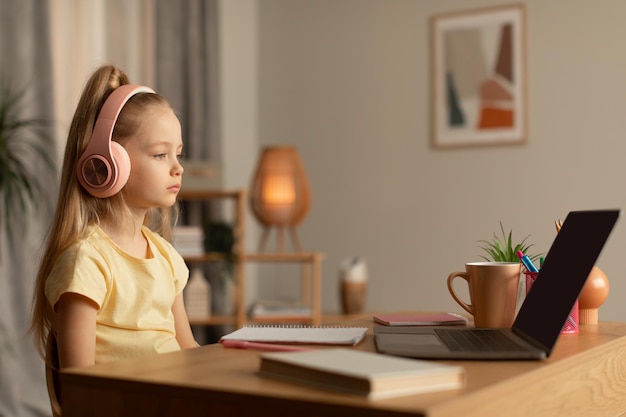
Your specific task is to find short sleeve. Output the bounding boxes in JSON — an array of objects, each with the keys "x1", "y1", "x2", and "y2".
[
  {"x1": 45, "y1": 243, "x2": 109, "y2": 311},
  {"x1": 169, "y1": 247, "x2": 189, "y2": 294}
]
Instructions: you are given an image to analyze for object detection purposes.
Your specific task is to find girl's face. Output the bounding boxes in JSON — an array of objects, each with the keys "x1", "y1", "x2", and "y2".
[{"x1": 121, "y1": 106, "x2": 184, "y2": 211}]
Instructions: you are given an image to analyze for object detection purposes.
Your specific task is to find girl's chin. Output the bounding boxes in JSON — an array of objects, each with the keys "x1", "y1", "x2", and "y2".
[{"x1": 151, "y1": 197, "x2": 178, "y2": 208}]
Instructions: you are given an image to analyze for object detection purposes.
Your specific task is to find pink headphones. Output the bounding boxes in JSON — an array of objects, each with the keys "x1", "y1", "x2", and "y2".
[{"x1": 76, "y1": 84, "x2": 155, "y2": 198}]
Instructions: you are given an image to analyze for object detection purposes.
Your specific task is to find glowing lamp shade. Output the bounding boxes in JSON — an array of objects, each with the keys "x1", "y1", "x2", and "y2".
[{"x1": 250, "y1": 146, "x2": 311, "y2": 252}]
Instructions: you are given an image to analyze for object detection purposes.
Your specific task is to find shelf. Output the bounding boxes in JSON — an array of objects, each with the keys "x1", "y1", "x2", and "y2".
[
  {"x1": 184, "y1": 252, "x2": 322, "y2": 264},
  {"x1": 244, "y1": 252, "x2": 323, "y2": 262},
  {"x1": 188, "y1": 315, "x2": 237, "y2": 326},
  {"x1": 178, "y1": 189, "x2": 243, "y2": 200},
  {"x1": 183, "y1": 253, "x2": 233, "y2": 263},
  {"x1": 188, "y1": 312, "x2": 372, "y2": 328},
  {"x1": 178, "y1": 188, "x2": 323, "y2": 329},
  {"x1": 178, "y1": 189, "x2": 247, "y2": 328},
  {"x1": 245, "y1": 251, "x2": 323, "y2": 326}
]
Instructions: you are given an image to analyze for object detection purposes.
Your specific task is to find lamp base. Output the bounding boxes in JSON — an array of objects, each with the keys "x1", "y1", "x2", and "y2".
[
  {"x1": 259, "y1": 226, "x2": 303, "y2": 252},
  {"x1": 579, "y1": 308, "x2": 599, "y2": 325}
]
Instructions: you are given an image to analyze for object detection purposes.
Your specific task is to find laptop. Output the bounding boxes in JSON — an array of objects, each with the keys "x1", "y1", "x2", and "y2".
[{"x1": 374, "y1": 209, "x2": 620, "y2": 360}]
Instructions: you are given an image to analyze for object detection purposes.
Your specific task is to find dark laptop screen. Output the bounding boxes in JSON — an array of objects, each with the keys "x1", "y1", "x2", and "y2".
[{"x1": 513, "y1": 210, "x2": 619, "y2": 354}]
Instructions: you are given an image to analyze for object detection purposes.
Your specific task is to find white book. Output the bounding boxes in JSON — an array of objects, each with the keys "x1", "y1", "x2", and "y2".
[{"x1": 259, "y1": 348, "x2": 465, "y2": 399}]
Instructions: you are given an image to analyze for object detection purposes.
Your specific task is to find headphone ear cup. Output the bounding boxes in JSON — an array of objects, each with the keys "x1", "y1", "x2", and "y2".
[
  {"x1": 76, "y1": 84, "x2": 153, "y2": 197},
  {"x1": 105, "y1": 142, "x2": 131, "y2": 197}
]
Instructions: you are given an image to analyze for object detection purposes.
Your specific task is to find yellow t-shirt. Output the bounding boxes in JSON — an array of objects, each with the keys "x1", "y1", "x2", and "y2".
[{"x1": 45, "y1": 225, "x2": 189, "y2": 364}]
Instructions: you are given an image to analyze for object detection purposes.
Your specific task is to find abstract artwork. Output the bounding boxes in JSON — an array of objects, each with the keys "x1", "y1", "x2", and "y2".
[{"x1": 431, "y1": 4, "x2": 527, "y2": 148}]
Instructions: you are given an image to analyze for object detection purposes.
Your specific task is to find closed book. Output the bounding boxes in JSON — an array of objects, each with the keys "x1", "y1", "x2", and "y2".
[
  {"x1": 259, "y1": 348, "x2": 465, "y2": 399},
  {"x1": 374, "y1": 313, "x2": 467, "y2": 326}
]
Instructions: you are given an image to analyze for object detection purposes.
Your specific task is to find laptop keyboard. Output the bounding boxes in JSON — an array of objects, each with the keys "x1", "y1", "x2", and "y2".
[{"x1": 435, "y1": 329, "x2": 527, "y2": 352}]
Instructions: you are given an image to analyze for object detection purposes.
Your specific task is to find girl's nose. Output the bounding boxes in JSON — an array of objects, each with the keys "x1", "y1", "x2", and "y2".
[{"x1": 173, "y1": 159, "x2": 184, "y2": 176}]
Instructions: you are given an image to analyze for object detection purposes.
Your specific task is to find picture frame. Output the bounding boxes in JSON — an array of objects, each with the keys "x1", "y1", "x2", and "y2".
[{"x1": 431, "y1": 4, "x2": 527, "y2": 148}]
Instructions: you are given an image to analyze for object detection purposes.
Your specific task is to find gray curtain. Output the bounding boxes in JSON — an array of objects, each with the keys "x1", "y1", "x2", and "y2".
[
  {"x1": 0, "y1": 0, "x2": 223, "y2": 414},
  {"x1": 155, "y1": 0, "x2": 221, "y2": 161},
  {"x1": 155, "y1": 0, "x2": 224, "y2": 343},
  {"x1": 0, "y1": 1, "x2": 57, "y2": 416},
  {"x1": 155, "y1": 0, "x2": 221, "y2": 228}
]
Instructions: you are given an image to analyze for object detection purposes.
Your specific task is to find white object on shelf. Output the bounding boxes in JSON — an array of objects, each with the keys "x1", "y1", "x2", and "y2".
[
  {"x1": 339, "y1": 257, "x2": 368, "y2": 283},
  {"x1": 185, "y1": 268, "x2": 211, "y2": 320}
]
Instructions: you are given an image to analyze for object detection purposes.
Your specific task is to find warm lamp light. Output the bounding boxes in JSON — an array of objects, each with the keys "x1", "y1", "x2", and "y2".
[{"x1": 250, "y1": 146, "x2": 311, "y2": 252}]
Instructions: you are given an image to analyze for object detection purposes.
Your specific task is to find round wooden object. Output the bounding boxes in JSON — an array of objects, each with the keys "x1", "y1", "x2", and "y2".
[{"x1": 578, "y1": 266, "x2": 609, "y2": 325}]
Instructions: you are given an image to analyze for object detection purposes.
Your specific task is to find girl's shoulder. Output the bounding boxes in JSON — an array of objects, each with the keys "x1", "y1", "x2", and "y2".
[{"x1": 54, "y1": 226, "x2": 112, "y2": 268}]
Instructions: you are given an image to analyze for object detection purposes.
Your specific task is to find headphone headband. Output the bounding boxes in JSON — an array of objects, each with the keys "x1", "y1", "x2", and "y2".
[{"x1": 77, "y1": 84, "x2": 156, "y2": 198}]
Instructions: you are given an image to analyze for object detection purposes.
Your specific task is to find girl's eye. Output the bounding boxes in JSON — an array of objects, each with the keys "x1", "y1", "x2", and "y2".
[{"x1": 155, "y1": 153, "x2": 167, "y2": 160}]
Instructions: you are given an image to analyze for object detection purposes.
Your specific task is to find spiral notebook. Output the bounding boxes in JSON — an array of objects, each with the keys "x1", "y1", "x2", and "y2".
[{"x1": 220, "y1": 325, "x2": 368, "y2": 346}]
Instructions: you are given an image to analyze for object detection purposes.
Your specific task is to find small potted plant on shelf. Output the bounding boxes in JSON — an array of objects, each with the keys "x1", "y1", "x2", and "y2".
[
  {"x1": 203, "y1": 221, "x2": 236, "y2": 313},
  {"x1": 204, "y1": 221, "x2": 236, "y2": 266},
  {"x1": 478, "y1": 222, "x2": 541, "y2": 263}
]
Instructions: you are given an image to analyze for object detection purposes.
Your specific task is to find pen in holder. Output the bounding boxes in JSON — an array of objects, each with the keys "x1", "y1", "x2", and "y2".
[{"x1": 525, "y1": 271, "x2": 578, "y2": 334}]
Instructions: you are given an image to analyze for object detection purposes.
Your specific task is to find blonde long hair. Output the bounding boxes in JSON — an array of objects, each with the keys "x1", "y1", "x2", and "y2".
[{"x1": 30, "y1": 65, "x2": 177, "y2": 357}]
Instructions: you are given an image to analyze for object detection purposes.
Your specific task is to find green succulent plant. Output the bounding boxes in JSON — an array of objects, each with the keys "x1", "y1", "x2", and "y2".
[
  {"x1": 203, "y1": 220, "x2": 236, "y2": 276},
  {"x1": 478, "y1": 222, "x2": 541, "y2": 263}
]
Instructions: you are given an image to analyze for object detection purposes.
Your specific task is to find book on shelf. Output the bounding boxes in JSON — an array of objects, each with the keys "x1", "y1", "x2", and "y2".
[
  {"x1": 259, "y1": 348, "x2": 465, "y2": 399},
  {"x1": 373, "y1": 313, "x2": 467, "y2": 326},
  {"x1": 220, "y1": 325, "x2": 367, "y2": 346},
  {"x1": 248, "y1": 300, "x2": 312, "y2": 320},
  {"x1": 172, "y1": 226, "x2": 204, "y2": 256}
]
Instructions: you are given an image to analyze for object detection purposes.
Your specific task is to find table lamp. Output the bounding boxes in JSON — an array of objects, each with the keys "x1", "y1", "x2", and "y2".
[{"x1": 250, "y1": 146, "x2": 311, "y2": 252}]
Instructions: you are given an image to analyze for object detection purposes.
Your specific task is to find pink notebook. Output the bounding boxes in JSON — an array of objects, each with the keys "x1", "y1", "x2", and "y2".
[{"x1": 373, "y1": 313, "x2": 467, "y2": 326}]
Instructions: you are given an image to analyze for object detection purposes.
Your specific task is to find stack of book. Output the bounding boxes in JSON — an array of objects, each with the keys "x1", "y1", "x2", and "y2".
[{"x1": 172, "y1": 226, "x2": 204, "y2": 256}]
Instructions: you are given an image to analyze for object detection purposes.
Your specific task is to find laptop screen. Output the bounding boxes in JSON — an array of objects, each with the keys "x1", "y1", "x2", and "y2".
[{"x1": 513, "y1": 210, "x2": 619, "y2": 354}]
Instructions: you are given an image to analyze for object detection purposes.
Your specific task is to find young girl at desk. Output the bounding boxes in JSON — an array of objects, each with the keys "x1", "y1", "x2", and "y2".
[{"x1": 30, "y1": 65, "x2": 199, "y2": 368}]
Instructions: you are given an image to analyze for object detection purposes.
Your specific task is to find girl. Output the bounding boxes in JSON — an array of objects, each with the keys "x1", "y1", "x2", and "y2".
[{"x1": 30, "y1": 65, "x2": 199, "y2": 368}]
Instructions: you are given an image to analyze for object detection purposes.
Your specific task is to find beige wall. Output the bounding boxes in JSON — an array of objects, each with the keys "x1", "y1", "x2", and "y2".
[
  {"x1": 50, "y1": 0, "x2": 626, "y2": 321},
  {"x1": 232, "y1": 0, "x2": 626, "y2": 321}
]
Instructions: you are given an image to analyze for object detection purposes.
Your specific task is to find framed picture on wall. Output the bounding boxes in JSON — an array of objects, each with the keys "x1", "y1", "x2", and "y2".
[{"x1": 431, "y1": 4, "x2": 527, "y2": 148}]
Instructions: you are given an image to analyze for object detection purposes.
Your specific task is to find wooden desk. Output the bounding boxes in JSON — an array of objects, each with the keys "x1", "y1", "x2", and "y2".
[{"x1": 60, "y1": 319, "x2": 626, "y2": 417}]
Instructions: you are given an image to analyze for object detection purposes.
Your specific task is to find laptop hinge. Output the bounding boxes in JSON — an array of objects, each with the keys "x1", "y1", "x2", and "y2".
[{"x1": 512, "y1": 326, "x2": 551, "y2": 354}]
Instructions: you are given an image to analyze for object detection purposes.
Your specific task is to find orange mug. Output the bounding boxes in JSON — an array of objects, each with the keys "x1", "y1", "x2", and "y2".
[{"x1": 447, "y1": 262, "x2": 521, "y2": 328}]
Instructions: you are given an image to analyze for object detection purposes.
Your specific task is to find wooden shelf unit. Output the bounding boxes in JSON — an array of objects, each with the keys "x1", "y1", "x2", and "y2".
[
  {"x1": 178, "y1": 189, "x2": 323, "y2": 329},
  {"x1": 244, "y1": 252, "x2": 323, "y2": 326},
  {"x1": 178, "y1": 189, "x2": 246, "y2": 328}
]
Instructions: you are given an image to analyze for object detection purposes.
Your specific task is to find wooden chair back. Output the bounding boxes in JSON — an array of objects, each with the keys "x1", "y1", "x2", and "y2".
[{"x1": 45, "y1": 332, "x2": 62, "y2": 417}]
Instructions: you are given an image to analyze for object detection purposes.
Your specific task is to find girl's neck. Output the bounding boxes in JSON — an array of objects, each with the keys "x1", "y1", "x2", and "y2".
[{"x1": 99, "y1": 216, "x2": 149, "y2": 259}]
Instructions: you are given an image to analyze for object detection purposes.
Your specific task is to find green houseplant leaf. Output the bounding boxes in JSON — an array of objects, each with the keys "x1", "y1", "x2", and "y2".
[
  {"x1": 203, "y1": 220, "x2": 236, "y2": 276},
  {"x1": 0, "y1": 72, "x2": 55, "y2": 246},
  {"x1": 478, "y1": 222, "x2": 541, "y2": 263}
]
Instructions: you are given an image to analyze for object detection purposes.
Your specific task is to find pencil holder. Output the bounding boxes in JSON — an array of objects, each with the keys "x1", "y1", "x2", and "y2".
[{"x1": 525, "y1": 271, "x2": 578, "y2": 334}]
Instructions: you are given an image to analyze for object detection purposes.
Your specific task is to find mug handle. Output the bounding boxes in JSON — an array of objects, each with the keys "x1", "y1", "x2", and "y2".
[{"x1": 447, "y1": 272, "x2": 473, "y2": 315}]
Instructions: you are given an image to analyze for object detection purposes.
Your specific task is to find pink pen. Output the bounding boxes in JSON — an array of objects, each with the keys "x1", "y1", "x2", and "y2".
[
  {"x1": 516, "y1": 250, "x2": 539, "y2": 273},
  {"x1": 221, "y1": 339, "x2": 313, "y2": 352}
]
